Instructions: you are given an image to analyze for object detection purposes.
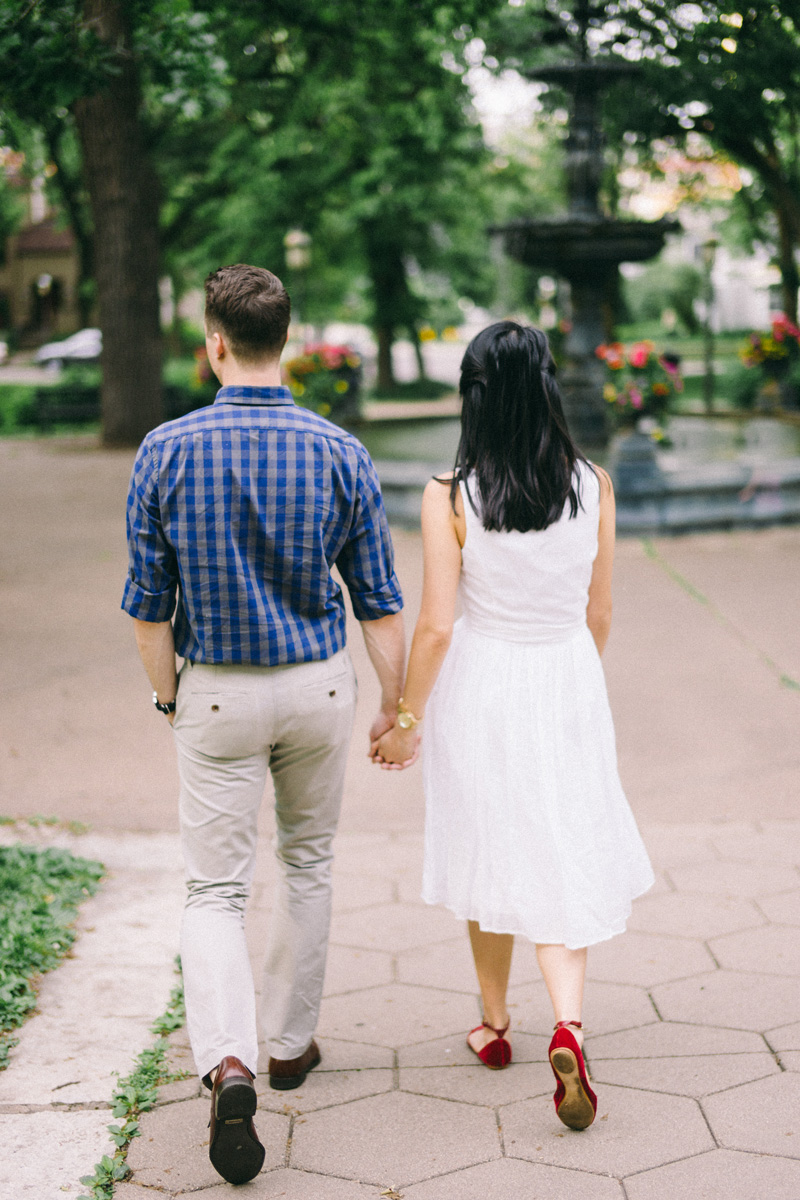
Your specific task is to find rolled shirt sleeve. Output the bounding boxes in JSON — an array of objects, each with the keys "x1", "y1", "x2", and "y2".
[
  {"x1": 121, "y1": 437, "x2": 179, "y2": 623},
  {"x1": 336, "y1": 446, "x2": 403, "y2": 621}
]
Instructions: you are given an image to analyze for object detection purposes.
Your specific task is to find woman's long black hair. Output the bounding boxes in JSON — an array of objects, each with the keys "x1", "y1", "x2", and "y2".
[{"x1": 451, "y1": 320, "x2": 592, "y2": 532}]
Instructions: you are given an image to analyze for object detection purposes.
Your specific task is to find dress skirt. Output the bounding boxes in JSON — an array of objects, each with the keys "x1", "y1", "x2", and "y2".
[{"x1": 421, "y1": 619, "x2": 654, "y2": 949}]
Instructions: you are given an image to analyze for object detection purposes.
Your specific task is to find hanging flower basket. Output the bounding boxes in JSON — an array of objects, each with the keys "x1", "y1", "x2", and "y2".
[
  {"x1": 739, "y1": 315, "x2": 800, "y2": 411},
  {"x1": 595, "y1": 340, "x2": 682, "y2": 443}
]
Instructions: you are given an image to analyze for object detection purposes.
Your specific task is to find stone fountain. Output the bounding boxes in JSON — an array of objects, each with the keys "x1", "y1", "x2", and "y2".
[{"x1": 494, "y1": 0, "x2": 678, "y2": 449}]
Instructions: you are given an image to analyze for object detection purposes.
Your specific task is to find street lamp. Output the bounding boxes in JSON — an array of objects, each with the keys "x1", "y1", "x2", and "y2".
[
  {"x1": 283, "y1": 229, "x2": 311, "y2": 339},
  {"x1": 700, "y1": 238, "x2": 718, "y2": 414}
]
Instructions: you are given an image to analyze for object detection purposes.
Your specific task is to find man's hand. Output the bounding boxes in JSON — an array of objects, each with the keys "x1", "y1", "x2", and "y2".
[
  {"x1": 372, "y1": 724, "x2": 420, "y2": 770},
  {"x1": 368, "y1": 708, "x2": 396, "y2": 759}
]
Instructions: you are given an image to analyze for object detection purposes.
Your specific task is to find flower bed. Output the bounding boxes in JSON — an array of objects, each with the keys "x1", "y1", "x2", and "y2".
[
  {"x1": 284, "y1": 343, "x2": 362, "y2": 422},
  {"x1": 595, "y1": 339, "x2": 683, "y2": 439}
]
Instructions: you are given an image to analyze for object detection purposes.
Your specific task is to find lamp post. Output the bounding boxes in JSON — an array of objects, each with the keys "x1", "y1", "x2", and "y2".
[
  {"x1": 283, "y1": 229, "x2": 311, "y2": 340},
  {"x1": 700, "y1": 238, "x2": 718, "y2": 414}
]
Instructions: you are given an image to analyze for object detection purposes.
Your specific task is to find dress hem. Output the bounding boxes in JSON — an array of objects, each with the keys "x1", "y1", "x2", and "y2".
[{"x1": 419, "y1": 882, "x2": 653, "y2": 950}]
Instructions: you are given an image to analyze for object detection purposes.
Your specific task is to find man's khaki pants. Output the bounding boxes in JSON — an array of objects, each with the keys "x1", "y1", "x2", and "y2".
[{"x1": 172, "y1": 650, "x2": 357, "y2": 1083}]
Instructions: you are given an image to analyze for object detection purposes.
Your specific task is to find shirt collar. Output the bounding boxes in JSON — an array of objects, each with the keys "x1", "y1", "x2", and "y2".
[{"x1": 213, "y1": 385, "x2": 295, "y2": 408}]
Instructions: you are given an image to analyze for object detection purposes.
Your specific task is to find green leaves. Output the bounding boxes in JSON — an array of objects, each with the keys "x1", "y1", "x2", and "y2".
[{"x1": 0, "y1": 844, "x2": 104, "y2": 1068}]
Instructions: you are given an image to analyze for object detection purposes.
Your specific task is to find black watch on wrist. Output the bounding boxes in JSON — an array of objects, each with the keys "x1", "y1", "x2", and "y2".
[{"x1": 153, "y1": 691, "x2": 176, "y2": 714}]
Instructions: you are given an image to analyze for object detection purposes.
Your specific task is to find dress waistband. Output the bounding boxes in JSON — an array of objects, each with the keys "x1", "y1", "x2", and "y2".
[{"x1": 460, "y1": 616, "x2": 587, "y2": 646}]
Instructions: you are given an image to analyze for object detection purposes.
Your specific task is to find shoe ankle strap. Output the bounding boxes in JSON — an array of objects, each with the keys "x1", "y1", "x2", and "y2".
[
  {"x1": 482, "y1": 1018, "x2": 510, "y2": 1037},
  {"x1": 553, "y1": 1020, "x2": 582, "y2": 1031}
]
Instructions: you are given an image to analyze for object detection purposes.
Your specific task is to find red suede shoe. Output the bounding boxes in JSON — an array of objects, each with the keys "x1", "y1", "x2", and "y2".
[
  {"x1": 548, "y1": 1020, "x2": 597, "y2": 1130},
  {"x1": 467, "y1": 1019, "x2": 512, "y2": 1070}
]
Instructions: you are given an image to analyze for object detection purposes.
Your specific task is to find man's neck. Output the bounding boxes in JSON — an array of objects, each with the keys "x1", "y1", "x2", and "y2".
[{"x1": 215, "y1": 360, "x2": 283, "y2": 388}]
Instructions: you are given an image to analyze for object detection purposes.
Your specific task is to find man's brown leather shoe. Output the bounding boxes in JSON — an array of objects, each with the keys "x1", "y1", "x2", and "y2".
[
  {"x1": 208, "y1": 1056, "x2": 265, "y2": 1185},
  {"x1": 268, "y1": 1039, "x2": 321, "y2": 1091}
]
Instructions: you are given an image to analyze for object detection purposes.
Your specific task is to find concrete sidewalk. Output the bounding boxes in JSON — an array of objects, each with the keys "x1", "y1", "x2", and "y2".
[{"x1": 1, "y1": 438, "x2": 799, "y2": 1197}]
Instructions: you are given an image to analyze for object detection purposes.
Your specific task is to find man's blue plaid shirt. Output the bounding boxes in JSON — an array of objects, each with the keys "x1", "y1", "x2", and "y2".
[{"x1": 122, "y1": 386, "x2": 403, "y2": 664}]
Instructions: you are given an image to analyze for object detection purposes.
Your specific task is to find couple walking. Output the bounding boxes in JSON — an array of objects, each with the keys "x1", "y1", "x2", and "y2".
[{"x1": 123, "y1": 264, "x2": 653, "y2": 1186}]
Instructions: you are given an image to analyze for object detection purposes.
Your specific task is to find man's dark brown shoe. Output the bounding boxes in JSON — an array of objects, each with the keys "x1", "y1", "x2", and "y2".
[
  {"x1": 268, "y1": 1040, "x2": 321, "y2": 1091},
  {"x1": 208, "y1": 1055, "x2": 265, "y2": 1185}
]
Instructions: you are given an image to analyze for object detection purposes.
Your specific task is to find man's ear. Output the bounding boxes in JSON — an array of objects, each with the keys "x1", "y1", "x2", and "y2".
[{"x1": 208, "y1": 330, "x2": 226, "y2": 360}]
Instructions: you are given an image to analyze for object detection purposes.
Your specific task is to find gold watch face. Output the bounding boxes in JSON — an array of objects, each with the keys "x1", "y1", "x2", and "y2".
[{"x1": 397, "y1": 710, "x2": 414, "y2": 729}]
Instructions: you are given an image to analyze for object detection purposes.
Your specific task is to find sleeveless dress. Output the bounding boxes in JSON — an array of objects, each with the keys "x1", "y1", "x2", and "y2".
[{"x1": 421, "y1": 463, "x2": 654, "y2": 949}]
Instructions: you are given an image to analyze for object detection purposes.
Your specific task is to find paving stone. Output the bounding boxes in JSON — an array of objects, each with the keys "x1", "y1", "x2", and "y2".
[
  {"x1": 0, "y1": 1109, "x2": 115, "y2": 1197},
  {"x1": 70, "y1": 870, "x2": 183, "y2": 966},
  {"x1": 508, "y1": 978, "x2": 658, "y2": 1037},
  {"x1": 332, "y1": 835, "x2": 425, "y2": 879},
  {"x1": 0, "y1": 1011, "x2": 156, "y2": 1105},
  {"x1": 398, "y1": 936, "x2": 543, "y2": 992},
  {"x1": 255, "y1": 1067, "x2": 394, "y2": 1113},
  {"x1": 331, "y1": 871, "x2": 395, "y2": 912},
  {"x1": 257, "y1": 1036, "x2": 394, "y2": 1073},
  {"x1": 330, "y1": 902, "x2": 461, "y2": 953},
  {"x1": 755, "y1": 890, "x2": 800, "y2": 926},
  {"x1": 400, "y1": 1061, "x2": 553, "y2": 1105},
  {"x1": 181, "y1": 1168, "x2": 387, "y2": 1197},
  {"x1": 289, "y1": 1090, "x2": 500, "y2": 1185},
  {"x1": 666, "y1": 861, "x2": 800, "y2": 897},
  {"x1": 316, "y1": 983, "x2": 479, "y2": 1048},
  {"x1": 586, "y1": 930, "x2": 716, "y2": 987},
  {"x1": 127, "y1": 1096, "x2": 289, "y2": 1191},
  {"x1": 403, "y1": 1156, "x2": 625, "y2": 1199},
  {"x1": 710, "y1": 827, "x2": 800, "y2": 865},
  {"x1": 157, "y1": 1075, "x2": 203, "y2": 1105},
  {"x1": 502, "y1": 1085, "x2": 713, "y2": 1175},
  {"x1": 766, "y1": 1022, "x2": 800, "y2": 1052},
  {"x1": 624, "y1": 1147, "x2": 800, "y2": 1200},
  {"x1": 397, "y1": 865, "x2": 426, "y2": 904},
  {"x1": 322, "y1": 943, "x2": 394, "y2": 996},
  {"x1": 709, "y1": 925, "x2": 800, "y2": 976},
  {"x1": 781, "y1": 1052, "x2": 800, "y2": 1070},
  {"x1": 639, "y1": 824, "x2": 722, "y2": 865},
  {"x1": 591, "y1": 1051, "x2": 779, "y2": 1097},
  {"x1": 399, "y1": 1029, "x2": 552, "y2": 1068},
  {"x1": 34, "y1": 959, "x2": 175, "y2": 1021},
  {"x1": 590, "y1": 1022, "x2": 767, "y2": 1060},
  {"x1": 652, "y1": 970, "x2": 800, "y2": 1031},
  {"x1": 627, "y1": 892, "x2": 766, "y2": 940},
  {"x1": 704, "y1": 1073, "x2": 800, "y2": 1156}
]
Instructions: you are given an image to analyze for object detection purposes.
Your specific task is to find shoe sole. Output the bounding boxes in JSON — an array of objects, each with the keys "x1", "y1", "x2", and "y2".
[
  {"x1": 210, "y1": 1077, "x2": 265, "y2": 1185},
  {"x1": 269, "y1": 1048, "x2": 321, "y2": 1091},
  {"x1": 550, "y1": 1047, "x2": 596, "y2": 1131}
]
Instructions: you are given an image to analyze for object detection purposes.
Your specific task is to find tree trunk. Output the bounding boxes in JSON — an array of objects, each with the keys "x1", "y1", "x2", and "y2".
[
  {"x1": 376, "y1": 326, "x2": 395, "y2": 391},
  {"x1": 410, "y1": 326, "x2": 428, "y2": 381},
  {"x1": 776, "y1": 207, "x2": 800, "y2": 324},
  {"x1": 73, "y1": 0, "x2": 162, "y2": 446},
  {"x1": 43, "y1": 121, "x2": 95, "y2": 329}
]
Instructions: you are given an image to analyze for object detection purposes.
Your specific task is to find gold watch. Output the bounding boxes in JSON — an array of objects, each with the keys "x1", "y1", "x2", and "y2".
[{"x1": 397, "y1": 698, "x2": 422, "y2": 730}]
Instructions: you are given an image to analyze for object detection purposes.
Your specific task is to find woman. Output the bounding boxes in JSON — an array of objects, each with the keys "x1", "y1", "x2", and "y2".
[{"x1": 373, "y1": 321, "x2": 653, "y2": 1131}]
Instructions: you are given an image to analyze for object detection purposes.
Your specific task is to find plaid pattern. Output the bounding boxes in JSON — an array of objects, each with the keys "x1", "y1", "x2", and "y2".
[{"x1": 122, "y1": 386, "x2": 402, "y2": 664}]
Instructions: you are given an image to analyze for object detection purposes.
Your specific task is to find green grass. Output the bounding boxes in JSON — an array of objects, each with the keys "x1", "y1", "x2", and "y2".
[
  {"x1": 0, "y1": 844, "x2": 104, "y2": 1068},
  {"x1": 78, "y1": 967, "x2": 187, "y2": 1200}
]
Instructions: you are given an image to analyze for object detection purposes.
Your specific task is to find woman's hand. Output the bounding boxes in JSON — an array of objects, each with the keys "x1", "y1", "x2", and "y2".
[{"x1": 372, "y1": 724, "x2": 421, "y2": 770}]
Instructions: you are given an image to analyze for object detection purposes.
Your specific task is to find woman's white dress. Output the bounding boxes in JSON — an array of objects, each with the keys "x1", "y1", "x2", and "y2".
[{"x1": 421, "y1": 463, "x2": 654, "y2": 949}]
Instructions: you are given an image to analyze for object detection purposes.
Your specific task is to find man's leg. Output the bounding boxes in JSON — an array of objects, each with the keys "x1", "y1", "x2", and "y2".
[
  {"x1": 260, "y1": 651, "x2": 357, "y2": 1066},
  {"x1": 174, "y1": 664, "x2": 269, "y2": 1084}
]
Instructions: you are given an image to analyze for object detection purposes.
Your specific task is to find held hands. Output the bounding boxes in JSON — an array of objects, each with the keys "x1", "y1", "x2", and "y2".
[{"x1": 368, "y1": 712, "x2": 420, "y2": 771}]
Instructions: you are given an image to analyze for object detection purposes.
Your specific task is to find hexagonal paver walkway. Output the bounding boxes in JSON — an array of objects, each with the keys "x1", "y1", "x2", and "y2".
[
  {"x1": 108, "y1": 815, "x2": 800, "y2": 1198},
  {"x1": 2, "y1": 444, "x2": 799, "y2": 1199}
]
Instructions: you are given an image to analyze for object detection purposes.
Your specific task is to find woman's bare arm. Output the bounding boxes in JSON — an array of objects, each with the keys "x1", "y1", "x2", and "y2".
[{"x1": 586, "y1": 467, "x2": 615, "y2": 656}]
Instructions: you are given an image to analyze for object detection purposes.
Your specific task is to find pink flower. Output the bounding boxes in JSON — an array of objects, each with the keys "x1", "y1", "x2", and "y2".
[
  {"x1": 628, "y1": 341, "x2": 654, "y2": 369},
  {"x1": 629, "y1": 387, "x2": 643, "y2": 409}
]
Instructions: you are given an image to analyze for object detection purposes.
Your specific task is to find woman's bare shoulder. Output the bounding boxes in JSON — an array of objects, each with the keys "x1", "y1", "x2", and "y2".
[{"x1": 588, "y1": 462, "x2": 614, "y2": 498}]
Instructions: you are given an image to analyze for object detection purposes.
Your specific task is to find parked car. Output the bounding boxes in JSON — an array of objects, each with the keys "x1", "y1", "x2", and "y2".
[{"x1": 35, "y1": 328, "x2": 102, "y2": 368}]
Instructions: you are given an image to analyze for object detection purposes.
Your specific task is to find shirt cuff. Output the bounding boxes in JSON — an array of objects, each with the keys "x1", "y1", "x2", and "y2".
[
  {"x1": 349, "y1": 575, "x2": 404, "y2": 622},
  {"x1": 121, "y1": 577, "x2": 177, "y2": 623}
]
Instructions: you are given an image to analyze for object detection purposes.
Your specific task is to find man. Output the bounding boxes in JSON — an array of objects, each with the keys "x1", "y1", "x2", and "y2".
[{"x1": 122, "y1": 264, "x2": 406, "y2": 1185}]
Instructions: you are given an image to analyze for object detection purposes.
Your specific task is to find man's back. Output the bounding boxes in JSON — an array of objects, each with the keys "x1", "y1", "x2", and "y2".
[{"x1": 123, "y1": 385, "x2": 401, "y2": 665}]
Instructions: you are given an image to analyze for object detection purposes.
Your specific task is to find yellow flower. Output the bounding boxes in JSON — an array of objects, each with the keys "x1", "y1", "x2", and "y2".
[
  {"x1": 418, "y1": 325, "x2": 437, "y2": 342},
  {"x1": 334, "y1": 380, "x2": 349, "y2": 393},
  {"x1": 603, "y1": 384, "x2": 617, "y2": 402},
  {"x1": 345, "y1": 354, "x2": 361, "y2": 368},
  {"x1": 319, "y1": 402, "x2": 332, "y2": 416},
  {"x1": 293, "y1": 382, "x2": 306, "y2": 396},
  {"x1": 442, "y1": 326, "x2": 459, "y2": 341}
]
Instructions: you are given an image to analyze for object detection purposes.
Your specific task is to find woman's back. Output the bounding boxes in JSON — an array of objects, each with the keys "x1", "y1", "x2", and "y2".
[{"x1": 458, "y1": 460, "x2": 600, "y2": 645}]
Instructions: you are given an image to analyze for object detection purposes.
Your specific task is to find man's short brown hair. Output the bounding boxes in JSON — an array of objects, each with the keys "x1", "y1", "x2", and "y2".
[{"x1": 204, "y1": 265, "x2": 291, "y2": 363}]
